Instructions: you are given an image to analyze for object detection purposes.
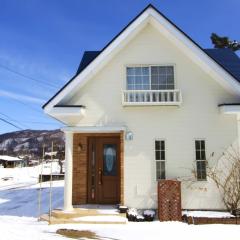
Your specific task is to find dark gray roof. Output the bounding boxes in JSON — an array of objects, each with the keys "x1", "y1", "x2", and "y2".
[
  {"x1": 204, "y1": 49, "x2": 240, "y2": 81},
  {"x1": 77, "y1": 49, "x2": 240, "y2": 82},
  {"x1": 76, "y1": 51, "x2": 100, "y2": 74}
]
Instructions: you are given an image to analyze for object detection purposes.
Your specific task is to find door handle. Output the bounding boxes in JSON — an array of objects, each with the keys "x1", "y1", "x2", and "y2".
[{"x1": 98, "y1": 168, "x2": 102, "y2": 185}]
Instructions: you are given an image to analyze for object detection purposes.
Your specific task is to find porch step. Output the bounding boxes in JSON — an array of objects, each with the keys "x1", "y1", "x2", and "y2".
[
  {"x1": 41, "y1": 205, "x2": 128, "y2": 224},
  {"x1": 51, "y1": 206, "x2": 124, "y2": 219},
  {"x1": 40, "y1": 214, "x2": 128, "y2": 224}
]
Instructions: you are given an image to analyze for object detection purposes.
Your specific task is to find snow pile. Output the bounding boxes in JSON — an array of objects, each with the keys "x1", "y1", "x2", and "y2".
[
  {"x1": 143, "y1": 210, "x2": 155, "y2": 217},
  {"x1": 182, "y1": 211, "x2": 234, "y2": 218}
]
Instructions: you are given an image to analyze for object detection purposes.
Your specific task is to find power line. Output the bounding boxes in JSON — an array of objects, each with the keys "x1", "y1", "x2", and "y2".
[
  {"x1": 0, "y1": 112, "x2": 29, "y2": 129},
  {"x1": 0, "y1": 63, "x2": 59, "y2": 89},
  {"x1": 21, "y1": 121, "x2": 62, "y2": 126},
  {"x1": 1, "y1": 98, "x2": 61, "y2": 122},
  {"x1": 0, "y1": 112, "x2": 61, "y2": 128},
  {"x1": 0, "y1": 117, "x2": 23, "y2": 130},
  {"x1": 5, "y1": 96, "x2": 43, "y2": 114}
]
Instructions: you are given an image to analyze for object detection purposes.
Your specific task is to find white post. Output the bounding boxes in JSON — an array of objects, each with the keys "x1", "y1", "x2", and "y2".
[{"x1": 63, "y1": 131, "x2": 73, "y2": 212}]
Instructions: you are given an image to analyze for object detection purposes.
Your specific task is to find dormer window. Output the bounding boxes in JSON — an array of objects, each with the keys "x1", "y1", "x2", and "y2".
[{"x1": 127, "y1": 66, "x2": 174, "y2": 90}]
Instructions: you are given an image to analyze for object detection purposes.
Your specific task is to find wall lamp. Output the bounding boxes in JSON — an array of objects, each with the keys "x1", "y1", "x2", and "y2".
[
  {"x1": 77, "y1": 143, "x2": 84, "y2": 152},
  {"x1": 125, "y1": 131, "x2": 133, "y2": 141}
]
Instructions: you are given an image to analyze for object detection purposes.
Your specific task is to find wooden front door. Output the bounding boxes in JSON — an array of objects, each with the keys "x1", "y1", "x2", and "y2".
[{"x1": 88, "y1": 137, "x2": 120, "y2": 204}]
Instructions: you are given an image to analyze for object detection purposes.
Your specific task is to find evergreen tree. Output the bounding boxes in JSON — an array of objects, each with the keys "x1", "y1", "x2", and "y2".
[{"x1": 211, "y1": 33, "x2": 240, "y2": 52}]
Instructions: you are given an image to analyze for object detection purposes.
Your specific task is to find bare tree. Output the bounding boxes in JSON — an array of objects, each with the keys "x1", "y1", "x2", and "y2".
[{"x1": 205, "y1": 147, "x2": 240, "y2": 213}]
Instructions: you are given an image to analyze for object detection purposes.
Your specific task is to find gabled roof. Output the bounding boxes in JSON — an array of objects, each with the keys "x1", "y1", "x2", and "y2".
[{"x1": 43, "y1": 4, "x2": 240, "y2": 112}]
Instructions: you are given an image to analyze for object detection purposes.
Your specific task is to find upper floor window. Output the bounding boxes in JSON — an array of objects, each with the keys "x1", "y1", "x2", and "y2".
[{"x1": 127, "y1": 66, "x2": 174, "y2": 90}]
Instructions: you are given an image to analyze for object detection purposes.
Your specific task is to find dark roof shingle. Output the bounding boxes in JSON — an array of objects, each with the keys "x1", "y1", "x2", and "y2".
[
  {"x1": 204, "y1": 48, "x2": 240, "y2": 81},
  {"x1": 76, "y1": 51, "x2": 101, "y2": 74}
]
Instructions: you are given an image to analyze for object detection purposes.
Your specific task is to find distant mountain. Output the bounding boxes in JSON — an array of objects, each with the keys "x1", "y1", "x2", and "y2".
[{"x1": 0, "y1": 129, "x2": 65, "y2": 158}]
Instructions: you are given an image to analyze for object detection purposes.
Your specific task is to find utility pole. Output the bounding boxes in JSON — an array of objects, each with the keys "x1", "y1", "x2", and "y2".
[
  {"x1": 49, "y1": 141, "x2": 54, "y2": 223},
  {"x1": 38, "y1": 144, "x2": 45, "y2": 221}
]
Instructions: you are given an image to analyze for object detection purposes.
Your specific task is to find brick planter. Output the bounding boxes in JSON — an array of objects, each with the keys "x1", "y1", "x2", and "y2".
[
  {"x1": 158, "y1": 180, "x2": 181, "y2": 221},
  {"x1": 184, "y1": 216, "x2": 240, "y2": 225}
]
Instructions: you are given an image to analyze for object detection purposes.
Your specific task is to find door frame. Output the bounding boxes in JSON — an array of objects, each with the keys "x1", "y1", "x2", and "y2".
[{"x1": 86, "y1": 133, "x2": 123, "y2": 204}]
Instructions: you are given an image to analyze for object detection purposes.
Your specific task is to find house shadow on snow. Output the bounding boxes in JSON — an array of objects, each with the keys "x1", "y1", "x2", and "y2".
[{"x1": 0, "y1": 185, "x2": 63, "y2": 217}]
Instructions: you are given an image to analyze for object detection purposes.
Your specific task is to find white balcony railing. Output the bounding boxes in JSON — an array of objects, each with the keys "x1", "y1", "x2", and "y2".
[{"x1": 122, "y1": 89, "x2": 182, "y2": 106}]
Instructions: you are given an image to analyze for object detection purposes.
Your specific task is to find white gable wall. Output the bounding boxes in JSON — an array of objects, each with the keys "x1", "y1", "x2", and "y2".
[{"x1": 68, "y1": 24, "x2": 239, "y2": 209}]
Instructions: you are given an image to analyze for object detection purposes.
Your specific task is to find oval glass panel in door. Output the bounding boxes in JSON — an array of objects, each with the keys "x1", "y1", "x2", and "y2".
[{"x1": 103, "y1": 144, "x2": 117, "y2": 176}]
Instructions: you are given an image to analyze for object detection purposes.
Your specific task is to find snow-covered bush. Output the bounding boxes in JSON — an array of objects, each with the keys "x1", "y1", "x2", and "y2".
[
  {"x1": 126, "y1": 208, "x2": 138, "y2": 221},
  {"x1": 136, "y1": 215, "x2": 145, "y2": 222},
  {"x1": 127, "y1": 208, "x2": 156, "y2": 222}
]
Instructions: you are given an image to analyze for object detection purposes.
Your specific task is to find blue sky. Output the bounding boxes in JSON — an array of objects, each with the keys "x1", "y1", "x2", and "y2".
[{"x1": 0, "y1": 0, "x2": 239, "y2": 134}]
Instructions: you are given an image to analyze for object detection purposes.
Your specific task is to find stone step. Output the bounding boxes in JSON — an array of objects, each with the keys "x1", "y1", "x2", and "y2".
[
  {"x1": 40, "y1": 214, "x2": 128, "y2": 224},
  {"x1": 51, "y1": 208, "x2": 124, "y2": 219}
]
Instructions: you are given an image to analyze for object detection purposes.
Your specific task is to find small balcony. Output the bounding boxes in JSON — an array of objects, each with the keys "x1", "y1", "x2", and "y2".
[{"x1": 122, "y1": 89, "x2": 182, "y2": 106}]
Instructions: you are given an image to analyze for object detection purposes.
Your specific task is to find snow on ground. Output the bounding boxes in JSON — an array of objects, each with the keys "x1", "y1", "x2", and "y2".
[
  {"x1": 0, "y1": 161, "x2": 61, "y2": 189},
  {"x1": 0, "y1": 163, "x2": 63, "y2": 217},
  {"x1": 0, "y1": 180, "x2": 63, "y2": 217},
  {"x1": 1, "y1": 216, "x2": 240, "y2": 240},
  {"x1": 183, "y1": 210, "x2": 234, "y2": 218},
  {"x1": 0, "y1": 165, "x2": 240, "y2": 240},
  {"x1": 0, "y1": 165, "x2": 39, "y2": 189}
]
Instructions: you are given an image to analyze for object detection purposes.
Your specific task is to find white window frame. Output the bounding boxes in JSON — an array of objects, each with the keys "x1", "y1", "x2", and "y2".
[
  {"x1": 194, "y1": 139, "x2": 207, "y2": 181},
  {"x1": 126, "y1": 66, "x2": 150, "y2": 90},
  {"x1": 125, "y1": 64, "x2": 177, "y2": 90},
  {"x1": 155, "y1": 139, "x2": 166, "y2": 180}
]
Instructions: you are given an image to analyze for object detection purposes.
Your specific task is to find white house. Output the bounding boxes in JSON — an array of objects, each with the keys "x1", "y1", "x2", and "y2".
[{"x1": 43, "y1": 4, "x2": 240, "y2": 212}]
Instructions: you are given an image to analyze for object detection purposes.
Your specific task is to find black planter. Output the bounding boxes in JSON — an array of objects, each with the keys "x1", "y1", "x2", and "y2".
[
  {"x1": 119, "y1": 206, "x2": 128, "y2": 213},
  {"x1": 143, "y1": 210, "x2": 156, "y2": 221}
]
